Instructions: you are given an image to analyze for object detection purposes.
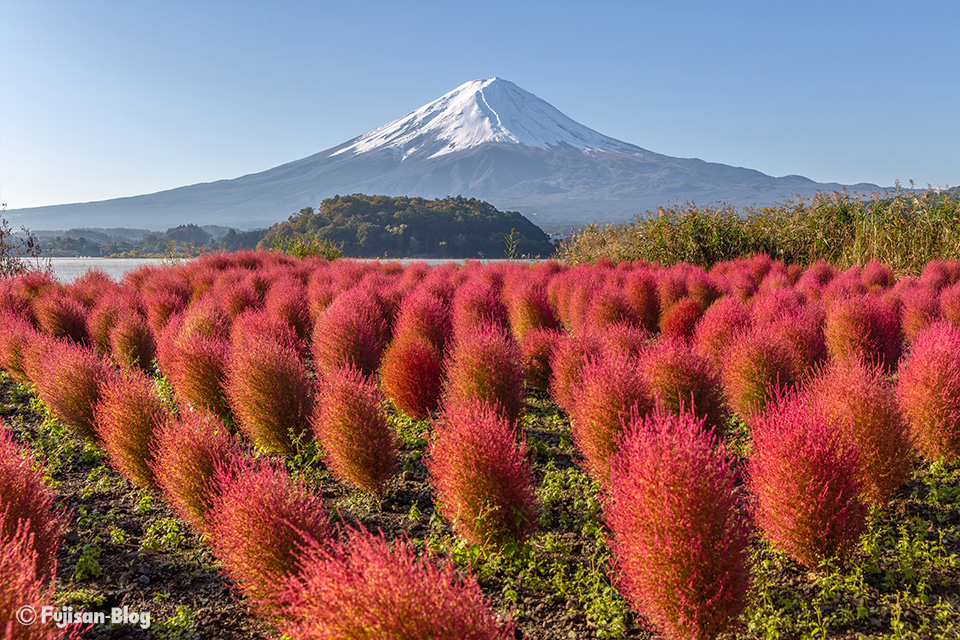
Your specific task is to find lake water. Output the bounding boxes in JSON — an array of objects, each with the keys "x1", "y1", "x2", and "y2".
[
  {"x1": 46, "y1": 256, "x2": 542, "y2": 282},
  {"x1": 47, "y1": 257, "x2": 169, "y2": 282}
]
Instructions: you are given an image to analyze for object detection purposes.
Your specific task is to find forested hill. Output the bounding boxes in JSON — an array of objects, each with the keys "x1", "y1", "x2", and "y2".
[{"x1": 257, "y1": 194, "x2": 554, "y2": 259}]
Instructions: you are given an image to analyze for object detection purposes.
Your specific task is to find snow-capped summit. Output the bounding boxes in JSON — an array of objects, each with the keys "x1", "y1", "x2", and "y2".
[{"x1": 331, "y1": 78, "x2": 640, "y2": 160}]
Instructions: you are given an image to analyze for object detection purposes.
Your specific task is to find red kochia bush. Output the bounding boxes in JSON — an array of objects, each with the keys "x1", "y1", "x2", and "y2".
[
  {"x1": 150, "y1": 412, "x2": 241, "y2": 533},
  {"x1": 275, "y1": 527, "x2": 515, "y2": 640},
  {"x1": 0, "y1": 425, "x2": 65, "y2": 582},
  {"x1": 519, "y1": 327, "x2": 562, "y2": 391},
  {"x1": 748, "y1": 389, "x2": 867, "y2": 568},
  {"x1": 569, "y1": 351, "x2": 653, "y2": 483},
  {"x1": 311, "y1": 367, "x2": 396, "y2": 495},
  {"x1": 549, "y1": 333, "x2": 603, "y2": 412},
  {"x1": 692, "y1": 296, "x2": 752, "y2": 369},
  {"x1": 0, "y1": 517, "x2": 81, "y2": 640},
  {"x1": 808, "y1": 359, "x2": 912, "y2": 505},
  {"x1": 0, "y1": 309, "x2": 39, "y2": 384},
  {"x1": 32, "y1": 341, "x2": 113, "y2": 442},
  {"x1": 311, "y1": 290, "x2": 390, "y2": 377},
  {"x1": 393, "y1": 290, "x2": 452, "y2": 352},
  {"x1": 226, "y1": 333, "x2": 313, "y2": 456},
  {"x1": 444, "y1": 325, "x2": 526, "y2": 425},
  {"x1": 450, "y1": 278, "x2": 509, "y2": 341},
  {"x1": 93, "y1": 370, "x2": 167, "y2": 488},
  {"x1": 897, "y1": 322, "x2": 960, "y2": 462},
  {"x1": 721, "y1": 327, "x2": 798, "y2": 417},
  {"x1": 604, "y1": 408, "x2": 751, "y2": 640},
  {"x1": 157, "y1": 324, "x2": 233, "y2": 425},
  {"x1": 941, "y1": 281, "x2": 960, "y2": 327},
  {"x1": 504, "y1": 280, "x2": 558, "y2": 342},
  {"x1": 428, "y1": 399, "x2": 539, "y2": 548},
  {"x1": 659, "y1": 296, "x2": 704, "y2": 340},
  {"x1": 639, "y1": 338, "x2": 727, "y2": 435},
  {"x1": 109, "y1": 308, "x2": 156, "y2": 371},
  {"x1": 380, "y1": 334, "x2": 445, "y2": 420},
  {"x1": 824, "y1": 294, "x2": 903, "y2": 371},
  {"x1": 32, "y1": 290, "x2": 89, "y2": 344},
  {"x1": 208, "y1": 458, "x2": 331, "y2": 611}
]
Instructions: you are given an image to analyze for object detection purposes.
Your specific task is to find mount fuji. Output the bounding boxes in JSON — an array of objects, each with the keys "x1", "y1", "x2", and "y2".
[{"x1": 9, "y1": 78, "x2": 880, "y2": 231}]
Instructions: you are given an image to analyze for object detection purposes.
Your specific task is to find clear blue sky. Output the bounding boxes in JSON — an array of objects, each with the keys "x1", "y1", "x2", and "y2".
[{"x1": 1, "y1": 0, "x2": 958, "y2": 210}]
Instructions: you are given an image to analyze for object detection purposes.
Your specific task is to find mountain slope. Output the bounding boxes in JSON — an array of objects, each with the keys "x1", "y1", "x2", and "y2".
[{"x1": 8, "y1": 78, "x2": 881, "y2": 231}]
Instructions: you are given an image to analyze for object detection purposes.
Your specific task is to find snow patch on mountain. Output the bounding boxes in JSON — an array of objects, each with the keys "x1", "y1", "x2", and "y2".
[{"x1": 331, "y1": 78, "x2": 642, "y2": 160}]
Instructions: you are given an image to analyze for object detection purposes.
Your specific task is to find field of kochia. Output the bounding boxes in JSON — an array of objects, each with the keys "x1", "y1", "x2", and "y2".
[{"x1": 1, "y1": 250, "x2": 959, "y2": 639}]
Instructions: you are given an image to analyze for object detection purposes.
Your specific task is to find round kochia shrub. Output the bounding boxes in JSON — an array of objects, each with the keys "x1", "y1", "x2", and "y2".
[
  {"x1": 824, "y1": 293, "x2": 903, "y2": 371},
  {"x1": 569, "y1": 351, "x2": 653, "y2": 484},
  {"x1": 225, "y1": 333, "x2": 313, "y2": 455},
  {"x1": 519, "y1": 327, "x2": 561, "y2": 392},
  {"x1": 150, "y1": 412, "x2": 241, "y2": 533},
  {"x1": 157, "y1": 324, "x2": 233, "y2": 426},
  {"x1": 692, "y1": 296, "x2": 751, "y2": 370},
  {"x1": 380, "y1": 333, "x2": 444, "y2": 420},
  {"x1": 808, "y1": 358, "x2": 913, "y2": 505},
  {"x1": 604, "y1": 408, "x2": 751, "y2": 640},
  {"x1": 443, "y1": 324, "x2": 526, "y2": 425},
  {"x1": 392, "y1": 290, "x2": 452, "y2": 352},
  {"x1": 311, "y1": 367, "x2": 397, "y2": 495},
  {"x1": 32, "y1": 290, "x2": 88, "y2": 344},
  {"x1": 32, "y1": 340, "x2": 113, "y2": 442},
  {"x1": 549, "y1": 332, "x2": 604, "y2": 413},
  {"x1": 748, "y1": 389, "x2": 867, "y2": 568},
  {"x1": 311, "y1": 289, "x2": 390, "y2": 377},
  {"x1": 0, "y1": 424, "x2": 65, "y2": 583},
  {"x1": 0, "y1": 515, "x2": 81, "y2": 640},
  {"x1": 275, "y1": 527, "x2": 515, "y2": 639},
  {"x1": 721, "y1": 326, "x2": 798, "y2": 417},
  {"x1": 897, "y1": 322, "x2": 960, "y2": 462},
  {"x1": 93, "y1": 370, "x2": 168, "y2": 488},
  {"x1": 0, "y1": 309, "x2": 39, "y2": 384},
  {"x1": 639, "y1": 337, "x2": 727, "y2": 435},
  {"x1": 209, "y1": 458, "x2": 331, "y2": 611},
  {"x1": 109, "y1": 308, "x2": 156, "y2": 371},
  {"x1": 427, "y1": 399, "x2": 539, "y2": 548}
]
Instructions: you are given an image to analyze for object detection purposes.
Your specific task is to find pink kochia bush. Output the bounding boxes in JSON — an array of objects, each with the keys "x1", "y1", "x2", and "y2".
[
  {"x1": 208, "y1": 458, "x2": 331, "y2": 611},
  {"x1": 748, "y1": 389, "x2": 867, "y2": 568},
  {"x1": 379, "y1": 333, "x2": 445, "y2": 420},
  {"x1": 519, "y1": 327, "x2": 561, "y2": 391},
  {"x1": 604, "y1": 408, "x2": 751, "y2": 640},
  {"x1": 721, "y1": 326, "x2": 798, "y2": 417},
  {"x1": 0, "y1": 309, "x2": 39, "y2": 384},
  {"x1": 443, "y1": 325, "x2": 526, "y2": 424},
  {"x1": 32, "y1": 290, "x2": 89, "y2": 344},
  {"x1": 31, "y1": 340, "x2": 113, "y2": 442},
  {"x1": 897, "y1": 322, "x2": 960, "y2": 462},
  {"x1": 225, "y1": 326, "x2": 313, "y2": 455},
  {"x1": 93, "y1": 370, "x2": 168, "y2": 488},
  {"x1": 427, "y1": 399, "x2": 539, "y2": 548},
  {"x1": 108, "y1": 308, "x2": 156, "y2": 371},
  {"x1": 824, "y1": 294, "x2": 903, "y2": 372},
  {"x1": 156, "y1": 321, "x2": 233, "y2": 425},
  {"x1": 569, "y1": 351, "x2": 653, "y2": 483},
  {"x1": 808, "y1": 359, "x2": 913, "y2": 505},
  {"x1": 0, "y1": 517, "x2": 81, "y2": 640},
  {"x1": 311, "y1": 367, "x2": 397, "y2": 495},
  {"x1": 639, "y1": 338, "x2": 727, "y2": 435},
  {"x1": 275, "y1": 527, "x2": 515, "y2": 640},
  {"x1": 0, "y1": 424, "x2": 65, "y2": 582},
  {"x1": 150, "y1": 412, "x2": 241, "y2": 533},
  {"x1": 311, "y1": 289, "x2": 390, "y2": 377}
]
